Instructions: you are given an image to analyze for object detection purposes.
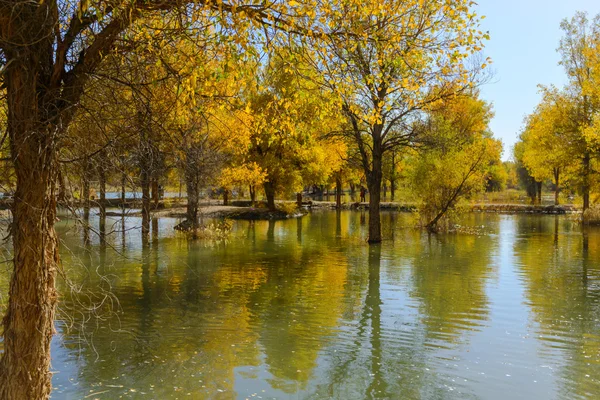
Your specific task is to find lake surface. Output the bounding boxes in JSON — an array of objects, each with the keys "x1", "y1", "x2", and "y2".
[{"x1": 1, "y1": 211, "x2": 600, "y2": 399}]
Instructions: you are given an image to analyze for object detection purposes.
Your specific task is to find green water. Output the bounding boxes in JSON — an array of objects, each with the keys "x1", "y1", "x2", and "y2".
[{"x1": 1, "y1": 211, "x2": 600, "y2": 399}]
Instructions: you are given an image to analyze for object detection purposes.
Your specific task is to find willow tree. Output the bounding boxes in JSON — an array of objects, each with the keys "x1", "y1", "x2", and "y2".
[
  {"x1": 0, "y1": 1, "x2": 318, "y2": 398},
  {"x1": 299, "y1": 0, "x2": 490, "y2": 242}
]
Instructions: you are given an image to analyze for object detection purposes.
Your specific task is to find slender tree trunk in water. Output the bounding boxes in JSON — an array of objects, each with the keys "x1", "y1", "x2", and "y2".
[
  {"x1": 0, "y1": 78, "x2": 59, "y2": 400},
  {"x1": 267, "y1": 219, "x2": 276, "y2": 241},
  {"x1": 249, "y1": 185, "x2": 256, "y2": 206},
  {"x1": 336, "y1": 175, "x2": 342, "y2": 209},
  {"x1": 223, "y1": 188, "x2": 229, "y2": 206},
  {"x1": 296, "y1": 192, "x2": 303, "y2": 208},
  {"x1": 264, "y1": 181, "x2": 276, "y2": 211},
  {"x1": 140, "y1": 161, "x2": 150, "y2": 245},
  {"x1": 151, "y1": 177, "x2": 159, "y2": 210},
  {"x1": 554, "y1": 168, "x2": 560, "y2": 206},
  {"x1": 121, "y1": 170, "x2": 127, "y2": 208},
  {"x1": 98, "y1": 155, "x2": 106, "y2": 217},
  {"x1": 536, "y1": 181, "x2": 542, "y2": 205},
  {"x1": 367, "y1": 145, "x2": 383, "y2": 243},
  {"x1": 185, "y1": 176, "x2": 199, "y2": 228},
  {"x1": 141, "y1": 168, "x2": 151, "y2": 245},
  {"x1": 583, "y1": 152, "x2": 591, "y2": 211},
  {"x1": 138, "y1": 111, "x2": 152, "y2": 244},
  {"x1": 82, "y1": 157, "x2": 91, "y2": 220}
]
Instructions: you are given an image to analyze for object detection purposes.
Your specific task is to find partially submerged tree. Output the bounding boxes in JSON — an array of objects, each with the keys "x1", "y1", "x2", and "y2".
[{"x1": 409, "y1": 93, "x2": 501, "y2": 232}]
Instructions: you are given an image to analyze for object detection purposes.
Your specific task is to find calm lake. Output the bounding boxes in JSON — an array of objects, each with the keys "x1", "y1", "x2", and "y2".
[{"x1": 1, "y1": 211, "x2": 599, "y2": 399}]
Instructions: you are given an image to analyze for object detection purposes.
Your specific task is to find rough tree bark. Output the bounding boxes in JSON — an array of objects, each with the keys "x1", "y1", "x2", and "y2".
[
  {"x1": 0, "y1": 18, "x2": 59, "y2": 397},
  {"x1": 0, "y1": 122, "x2": 60, "y2": 400}
]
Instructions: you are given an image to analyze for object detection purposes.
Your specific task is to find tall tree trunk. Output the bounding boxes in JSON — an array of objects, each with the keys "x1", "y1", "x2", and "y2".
[
  {"x1": 536, "y1": 181, "x2": 542, "y2": 205},
  {"x1": 336, "y1": 175, "x2": 342, "y2": 209},
  {"x1": 367, "y1": 143, "x2": 383, "y2": 243},
  {"x1": 138, "y1": 111, "x2": 151, "y2": 244},
  {"x1": 583, "y1": 152, "x2": 591, "y2": 211},
  {"x1": 296, "y1": 192, "x2": 303, "y2": 208},
  {"x1": 185, "y1": 174, "x2": 199, "y2": 227},
  {"x1": 264, "y1": 181, "x2": 276, "y2": 211},
  {"x1": 0, "y1": 73, "x2": 59, "y2": 399}
]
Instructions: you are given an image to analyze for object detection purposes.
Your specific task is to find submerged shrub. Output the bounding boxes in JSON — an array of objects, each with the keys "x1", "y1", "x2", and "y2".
[
  {"x1": 175, "y1": 219, "x2": 233, "y2": 241},
  {"x1": 278, "y1": 202, "x2": 298, "y2": 216}
]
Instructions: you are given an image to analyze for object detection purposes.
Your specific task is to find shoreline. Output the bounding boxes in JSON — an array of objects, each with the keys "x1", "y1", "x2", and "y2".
[{"x1": 0, "y1": 199, "x2": 581, "y2": 220}]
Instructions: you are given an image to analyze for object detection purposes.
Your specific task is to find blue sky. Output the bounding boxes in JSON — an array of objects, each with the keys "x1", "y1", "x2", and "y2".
[{"x1": 476, "y1": 0, "x2": 600, "y2": 160}]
